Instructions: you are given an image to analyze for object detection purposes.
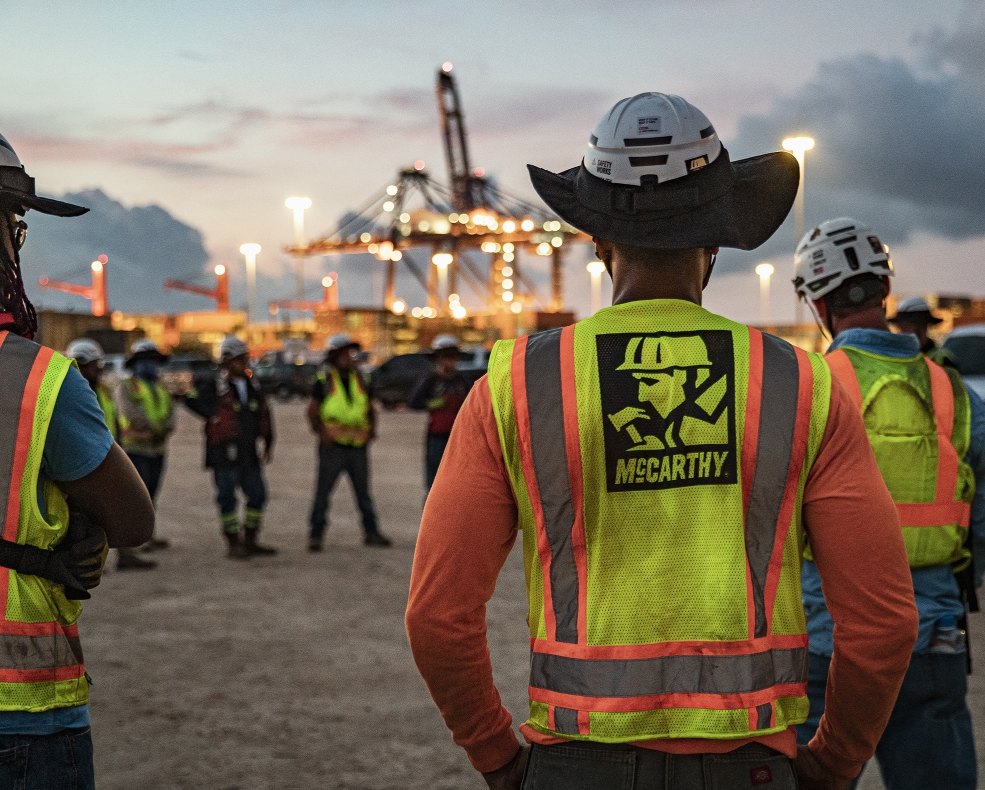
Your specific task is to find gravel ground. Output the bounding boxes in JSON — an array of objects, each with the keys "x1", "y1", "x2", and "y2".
[{"x1": 82, "y1": 402, "x2": 983, "y2": 789}]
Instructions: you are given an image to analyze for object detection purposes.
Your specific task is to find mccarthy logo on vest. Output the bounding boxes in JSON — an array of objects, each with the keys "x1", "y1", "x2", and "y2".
[{"x1": 598, "y1": 331, "x2": 737, "y2": 492}]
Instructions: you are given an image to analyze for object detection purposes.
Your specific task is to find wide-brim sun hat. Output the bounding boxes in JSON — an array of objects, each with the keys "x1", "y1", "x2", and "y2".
[
  {"x1": 0, "y1": 134, "x2": 88, "y2": 217},
  {"x1": 125, "y1": 339, "x2": 170, "y2": 368},
  {"x1": 887, "y1": 296, "x2": 943, "y2": 326},
  {"x1": 527, "y1": 93, "x2": 800, "y2": 251}
]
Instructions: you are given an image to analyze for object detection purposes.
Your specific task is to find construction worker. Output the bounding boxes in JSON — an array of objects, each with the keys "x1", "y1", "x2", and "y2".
[
  {"x1": 66, "y1": 338, "x2": 156, "y2": 571},
  {"x1": 408, "y1": 334, "x2": 472, "y2": 491},
  {"x1": 307, "y1": 334, "x2": 390, "y2": 550},
  {"x1": 117, "y1": 338, "x2": 174, "y2": 550},
  {"x1": 406, "y1": 94, "x2": 918, "y2": 790},
  {"x1": 0, "y1": 132, "x2": 153, "y2": 788},
  {"x1": 793, "y1": 218, "x2": 984, "y2": 789},
  {"x1": 184, "y1": 335, "x2": 277, "y2": 559},
  {"x1": 888, "y1": 295, "x2": 958, "y2": 367}
]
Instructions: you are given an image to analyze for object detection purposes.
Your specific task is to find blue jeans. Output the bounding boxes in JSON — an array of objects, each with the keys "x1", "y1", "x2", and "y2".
[
  {"x1": 308, "y1": 444, "x2": 380, "y2": 540},
  {"x1": 521, "y1": 742, "x2": 795, "y2": 789},
  {"x1": 0, "y1": 727, "x2": 94, "y2": 790},
  {"x1": 797, "y1": 650, "x2": 976, "y2": 789},
  {"x1": 127, "y1": 453, "x2": 165, "y2": 503},
  {"x1": 425, "y1": 434, "x2": 450, "y2": 492},
  {"x1": 214, "y1": 465, "x2": 267, "y2": 516}
]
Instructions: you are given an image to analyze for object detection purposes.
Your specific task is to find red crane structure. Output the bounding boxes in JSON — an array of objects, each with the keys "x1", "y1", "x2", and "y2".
[
  {"x1": 39, "y1": 254, "x2": 109, "y2": 316},
  {"x1": 268, "y1": 272, "x2": 339, "y2": 314},
  {"x1": 286, "y1": 64, "x2": 586, "y2": 318},
  {"x1": 164, "y1": 264, "x2": 230, "y2": 311}
]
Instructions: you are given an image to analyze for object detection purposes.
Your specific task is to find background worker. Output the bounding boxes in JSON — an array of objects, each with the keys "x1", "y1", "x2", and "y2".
[
  {"x1": 184, "y1": 335, "x2": 277, "y2": 559},
  {"x1": 408, "y1": 334, "x2": 471, "y2": 492},
  {"x1": 66, "y1": 338, "x2": 157, "y2": 571},
  {"x1": 888, "y1": 295, "x2": 958, "y2": 367},
  {"x1": 793, "y1": 218, "x2": 985, "y2": 790},
  {"x1": 0, "y1": 131, "x2": 154, "y2": 789},
  {"x1": 407, "y1": 93, "x2": 918, "y2": 790},
  {"x1": 307, "y1": 334, "x2": 390, "y2": 550},
  {"x1": 117, "y1": 338, "x2": 174, "y2": 550}
]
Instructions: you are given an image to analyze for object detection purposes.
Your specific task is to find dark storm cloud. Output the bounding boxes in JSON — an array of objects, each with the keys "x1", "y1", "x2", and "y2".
[
  {"x1": 22, "y1": 189, "x2": 212, "y2": 314},
  {"x1": 714, "y1": 48, "x2": 985, "y2": 275}
]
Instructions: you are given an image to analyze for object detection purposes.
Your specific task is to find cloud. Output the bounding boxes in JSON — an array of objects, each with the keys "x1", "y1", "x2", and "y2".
[
  {"x1": 714, "y1": 27, "x2": 985, "y2": 276},
  {"x1": 21, "y1": 189, "x2": 213, "y2": 314},
  {"x1": 917, "y1": 1, "x2": 985, "y2": 74}
]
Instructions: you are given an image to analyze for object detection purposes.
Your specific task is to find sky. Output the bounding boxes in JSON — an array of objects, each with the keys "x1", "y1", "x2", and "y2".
[{"x1": 7, "y1": 0, "x2": 985, "y2": 325}]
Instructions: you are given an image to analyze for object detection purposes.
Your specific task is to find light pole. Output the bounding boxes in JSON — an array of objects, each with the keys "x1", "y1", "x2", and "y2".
[
  {"x1": 755, "y1": 262, "x2": 775, "y2": 327},
  {"x1": 432, "y1": 252, "x2": 453, "y2": 313},
  {"x1": 285, "y1": 197, "x2": 311, "y2": 305},
  {"x1": 587, "y1": 259, "x2": 606, "y2": 315},
  {"x1": 239, "y1": 243, "x2": 261, "y2": 324},
  {"x1": 782, "y1": 136, "x2": 814, "y2": 332}
]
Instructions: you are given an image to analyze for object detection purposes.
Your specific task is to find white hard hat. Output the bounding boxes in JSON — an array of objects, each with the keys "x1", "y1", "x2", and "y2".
[
  {"x1": 130, "y1": 339, "x2": 161, "y2": 356},
  {"x1": 0, "y1": 133, "x2": 88, "y2": 217},
  {"x1": 889, "y1": 296, "x2": 943, "y2": 325},
  {"x1": 584, "y1": 93, "x2": 721, "y2": 186},
  {"x1": 65, "y1": 338, "x2": 104, "y2": 366},
  {"x1": 793, "y1": 217, "x2": 893, "y2": 301},
  {"x1": 430, "y1": 334, "x2": 460, "y2": 352},
  {"x1": 324, "y1": 334, "x2": 360, "y2": 354},
  {"x1": 219, "y1": 335, "x2": 249, "y2": 362}
]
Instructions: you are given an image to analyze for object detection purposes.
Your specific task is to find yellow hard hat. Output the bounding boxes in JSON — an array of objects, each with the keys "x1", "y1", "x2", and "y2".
[{"x1": 616, "y1": 335, "x2": 711, "y2": 372}]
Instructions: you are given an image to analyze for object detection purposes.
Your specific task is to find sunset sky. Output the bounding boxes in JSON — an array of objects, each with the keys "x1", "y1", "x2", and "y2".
[{"x1": 8, "y1": 0, "x2": 984, "y2": 323}]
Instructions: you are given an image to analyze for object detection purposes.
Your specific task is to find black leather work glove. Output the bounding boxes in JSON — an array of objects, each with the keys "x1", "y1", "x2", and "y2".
[{"x1": 60, "y1": 510, "x2": 109, "y2": 599}]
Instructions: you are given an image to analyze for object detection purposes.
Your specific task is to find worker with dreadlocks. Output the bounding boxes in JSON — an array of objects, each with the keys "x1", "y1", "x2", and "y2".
[{"x1": 0, "y1": 132, "x2": 153, "y2": 788}]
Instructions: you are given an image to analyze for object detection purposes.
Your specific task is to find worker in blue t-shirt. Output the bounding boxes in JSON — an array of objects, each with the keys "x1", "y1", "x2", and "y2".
[{"x1": 0, "y1": 131, "x2": 154, "y2": 789}]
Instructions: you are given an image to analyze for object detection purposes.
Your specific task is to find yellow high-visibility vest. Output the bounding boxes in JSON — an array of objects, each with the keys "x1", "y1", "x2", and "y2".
[
  {"x1": 318, "y1": 369, "x2": 371, "y2": 447},
  {"x1": 0, "y1": 331, "x2": 88, "y2": 713},
  {"x1": 487, "y1": 301, "x2": 832, "y2": 743},
  {"x1": 96, "y1": 385, "x2": 119, "y2": 442},
  {"x1": 119, "y1": 377, "x2": 171, "y2": 450},
  {"x1": 827, "y1": 347, "x2": 973, "y2": 568}
]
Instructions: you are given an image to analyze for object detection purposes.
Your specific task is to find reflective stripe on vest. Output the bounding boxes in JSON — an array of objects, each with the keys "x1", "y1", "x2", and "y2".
[
  {"x1": 514, "y1": 325, "x2": 811, "y2": 731},
  {"x1": 0, "y1": 332, "x2": 87, "y2": 709},
  {"x1": 827, "y1": 349, "x2": 971, "y2": 530}
]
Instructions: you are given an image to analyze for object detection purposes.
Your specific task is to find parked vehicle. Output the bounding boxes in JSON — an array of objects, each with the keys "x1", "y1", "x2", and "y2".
[
  {"x1": 942, "y1": 323, "x2": 985, "y2": 400},
  {"x1": 369, "y1": 347, "x2": 491, "y2": 408},
  {"x1": 253, "y1": 354, "x2": 319, "y2": 401}
]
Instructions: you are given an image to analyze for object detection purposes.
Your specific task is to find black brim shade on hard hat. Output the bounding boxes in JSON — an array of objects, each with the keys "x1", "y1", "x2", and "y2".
[
  {"x1": 0, "y1": 166, "x2": 88, "y2": 217},
  {"x1": 527, "y1": 148, "x2": 799, "y2": 251}
]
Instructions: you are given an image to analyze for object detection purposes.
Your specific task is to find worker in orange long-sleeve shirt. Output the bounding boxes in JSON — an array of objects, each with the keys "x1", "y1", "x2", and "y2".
[{"x1": 406, "y1": 92, "x2": 918, "y2": 790}]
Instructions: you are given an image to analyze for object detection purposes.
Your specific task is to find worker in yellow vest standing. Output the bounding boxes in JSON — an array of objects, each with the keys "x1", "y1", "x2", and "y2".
[
  {"x1": 793, "y1": 218, "x2": 984, "y2": 789},
  {"x1": 306, "y1": 334, "x2": 390, "y2": 550},
  {"x1": 66, "y1": 338, "x2": 156, "y2": 571},
  {"x1": 406, "y1": 94, "x2": 918, "y2": 790},
  {"x1": 0, "y1": 131, "x2": 153, "y2": 789},
  {"x1": 117, "y1": 339, "x2": 174, "y2": 551}
]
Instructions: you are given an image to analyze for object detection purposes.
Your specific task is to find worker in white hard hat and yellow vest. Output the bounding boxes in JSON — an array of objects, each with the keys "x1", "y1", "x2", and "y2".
[
  {"x1": 0, "y1": 131, "x2": 154, "y2": 789},
  {"x1": 306, "y1": 334, "x2": 390, "y2": 551},
  {"x1": 66, "y1": 338, "x2": 156, "y2": 571},
  {"x1": 793, "y1": 219, "x2": 985, "y2": 790},
  {"x1": 117, "y1": 339, "x2": 174, "y2": 551},
  {"x1": 407, "y1": 93, "x2": 918, "y2": 790}
]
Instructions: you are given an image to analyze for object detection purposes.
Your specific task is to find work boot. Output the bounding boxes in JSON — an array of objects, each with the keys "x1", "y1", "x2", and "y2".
[
  {"x1": 141, "y1": 535, "x2": 171, "y2": 552},
  {"x1": 243, "y1": 528, "x2": 278, "y2": 556},
  {"x1": 224, "y1": 531, "x2": 250, "y2": 560},
  {"x1": 307, "y1": 538, "x2": 323, "y2": 553},
  {"x1": 117, "y1": 548, "x2": 157, "y2": 571},
  {"x1": 363, "y1": 532, "x2": 392, "y2": 548}
]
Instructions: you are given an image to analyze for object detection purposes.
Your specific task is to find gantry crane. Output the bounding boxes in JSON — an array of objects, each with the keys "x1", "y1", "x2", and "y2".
[
  {"x1": 164, "y1": 264, "x2": 230, "y2": 311},
  {"x1": 39, "y1": 255, "x2": 109, "y2": 316}
]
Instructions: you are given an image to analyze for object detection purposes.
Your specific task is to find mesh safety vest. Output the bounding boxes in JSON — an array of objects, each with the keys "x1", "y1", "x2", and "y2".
[
  {"x1": 488, "y1": 305, "x2": 831, "y2": 743},
  {"x1": 827, "y1": 347, "x2": 972, "y2": 568},
  {"x1": 0, "y1": 331, "x2": 88, "y2": 713},
  {"x1": 119, "y1": 377, "x2": 171, "y2": 450},
  {"x1": 318, "y1": 369, "x2": 371, "y2": 447},
  {"x1": 96, "y1": 386, "x2": 119, "y2": 442}
]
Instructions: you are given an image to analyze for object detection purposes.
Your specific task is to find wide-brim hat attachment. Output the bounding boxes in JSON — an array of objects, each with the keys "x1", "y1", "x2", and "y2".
[
  {"x1": 0, "y1": 134, "x2": 88, "y2": 217},
  {"x1": 527, "y1": 93, "x2": 799, "y2": 251}
]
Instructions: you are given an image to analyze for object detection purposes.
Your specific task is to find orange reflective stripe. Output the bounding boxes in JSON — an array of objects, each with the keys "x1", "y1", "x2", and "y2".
[
  {"x1": 530, "y1": 682, "x2": 807, "y2": 714},
  {"x1": 826, "y1": 348, "x2": 862, "y2": 407},
  {"x1": 925, "y1": 358, "x2": 958, "y2": 508},
  {"x1": 897, "y1": 501, "x2": 971, "y2": 527}
]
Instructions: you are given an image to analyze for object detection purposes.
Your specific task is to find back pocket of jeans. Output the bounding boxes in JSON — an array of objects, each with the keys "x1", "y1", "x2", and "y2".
[
  {"x1": 522, "y1": 744, "x2": 636, "y2": 790},
  {"x1": 704, "y1": 751, "x2": 795, "y2": 789}
]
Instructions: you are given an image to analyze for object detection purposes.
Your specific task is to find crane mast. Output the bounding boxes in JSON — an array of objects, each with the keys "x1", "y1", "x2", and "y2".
[{"x1": 436, "y1": 64, "x2": 485, "y2": 212}]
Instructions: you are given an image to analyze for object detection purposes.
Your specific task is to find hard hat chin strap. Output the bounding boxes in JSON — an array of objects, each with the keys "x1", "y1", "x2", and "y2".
[{"x1": 701, "y1": 253, "x2": 716, "y2": 290}]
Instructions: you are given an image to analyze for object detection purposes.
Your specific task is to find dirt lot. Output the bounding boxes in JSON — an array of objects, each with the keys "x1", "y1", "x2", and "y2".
[{"x1": 84, "y1": 402, "x2": 983, "y2": 789}]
